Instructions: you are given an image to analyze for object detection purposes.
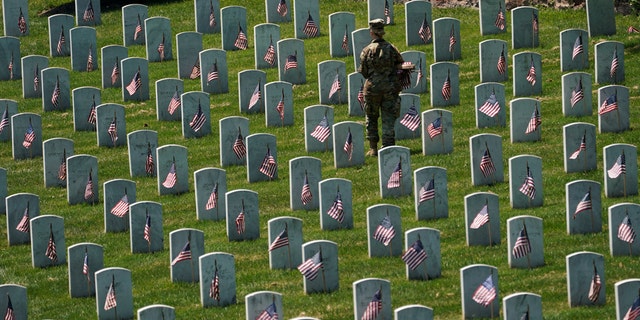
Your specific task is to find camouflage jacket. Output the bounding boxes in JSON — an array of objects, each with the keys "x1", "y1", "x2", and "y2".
[{"x1": 358, "y1": 38, "x2": 404, "y2": 94}]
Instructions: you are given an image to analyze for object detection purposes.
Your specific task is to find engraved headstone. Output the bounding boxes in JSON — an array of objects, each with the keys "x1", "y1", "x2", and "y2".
[
  {"x1": 67, "y1": 242, "x2": 103, "y2": 297},
  {"x1": 318, "y1": 60, "x2": 347, "y2": 105},
  {"x1": 353, "y1": 278, "x2": 392, "y2": 320},
  {"x1": 3, "y1": 0, "x2": 29, "y2": 36},
  {"x1": 319, "y1": 178, "x2": 353, "y2": 230},
  {"x1": 603, "y1": 143, "x2": 637, "y2": 198},
  {"x1": 72, "y1": 86, "x2": 100, "y2": 132},
  {"x1": 6, "y1": 193, "x2": 39, "y2": 246},
  {"x1": 246, "y1": 133, "x2": 278, "y2": 182},
  {"x1": 137, "y1": 305, "x2": 175, "y2": 320},
  {"x1": 95, "y1": 103, "x2": 126, "y2": 148},
  {"x1": 509, "y1": 155, "x2": 543, "y2": 209},
  {"x1": 367, "y1": 204, "x2": 403, "y2": 257},
  {"x1": 615, "y1": 279, "x2": 640, "y2": 320},
  {"x1": 414, "y1": 166, "x2": 448, "y2": 220},
  {"x1": 156, "y1": 78, "x2": 184, "y2": 121},
  {"x1": 75, "y1": 0, "x2": 100, "y2": 26},
  {"x1": 225, "y1": 189, "x2": 259, "y2": 241},
  {"x1": 181, "y1": 91, "x2": 211, "y2": 138},
  {"x1": 11, "y1": 112, "x2": 42, "y2": 160},
  {"x1": 333, "y1": 121, "x2": 365, "y2": 168},
  {"x1": 400, "y1": 51, "x2": 427, "y2": 94},
  {"x1": 122, "y1": 4, "x2": 148, "y2": 46},
  {"x1": 238, "y1": 70, "x2": 266, "y2": 113},
  {"x1": 304, "y1": 105, "x2": 334, "y2": 152},
  {"x1": 129, "y1": 201, "x2": 163, "y2": 253},
  {"x1": 156, "y1": 144, "x2": 189, "y2": 195},
  {"x1": 0, "y1": 36, "x2": 21, "y2": 81},
  {"x1": 479, "y1": 0, "x2": 507, "y2": 35},
  {"x1": 348, "y1": 72, "x2": 366, "y2": 117},
  {"x1": 430, "y1": 62, "x2": 459, "y2": 107},
  {"x1": 48, "y1": 14, "x2": 73, "y2": 57},
  {"x1": 507, "y1": 215, "x2": 544, "y2": 268},
  {"x1": 265, "y1": 0, "x2": 290, "y2": 23},
  {"x1": 30, "y1": 214, "x2": 65, "y2": 268},
  {"x1": 264, "y1": 81, "x2": 293, "y2": 127},
  {"x1": 475, "y1": 82, "x2": 506, "y2": 128},
  {"x1": 95, "y1": 267, "x2": 133, "y2": 320},
  {"x1": 301, "y1": 240, "x2": 339, "y2": 294},
  {"x1": 465, "y1": 192, "x2": 500, "y2": 246},
  {"x1": 405, "y1": 0, "x2": 432, "y2": 46},
  {"x1": 170, "y1": 228, "x2": 204, "y2": 283},
  {"x1": 194, "y1": 167, "x2": 227, "y2": 221},
  {"x1": 422, "y1": 109, "x2": 453, "y2": 155},
  {"x1": 254, "y1": 23, "x2": 280, "y2": 69},
  {"x1": 289, "y1": 156, "x2": 321, "y2": 210},
  {"x1": 560, "y1": 29, "x2": 589, "y2": 72},
  {"x1": 469, "y1": 133, "x2": 503, "y2": 186},
  {"x1": 294, "y1": 0, "x2": 320, "y2": 39},
  {"x1": 0, "y1": 285, "x2": 27, "y2": 320},
  {"x1": 41, "y1": 67, "x2": 70, "y2": 111},
  {"x1": 433, "y1": 18, "x2": 461, "y2": 62},
  {"x1": 512, "y1": 51, "x2": 541, "y2": 97},
  {"x1": 103, "y1": 179, "x2": 136, "y2": 233},
  {"x1": 176, "y1": 32, "x2": 203, "y2": 79},
  {"x1": 101, "y1": 45, "x2": 128, "y2": 89},
  {"x1": 404, "y1": 227, "x2": 441, "y2": 280},
  {"x1": 561, "y1": 72, "x2": 592, "y2": 117},
  {"x1": 566, "y1": 251, "x2": 605, "y2": 306},
  {"x1": 268, "y1": 217, "x2": 303, "y2": 269},
  {"x1": 608, "y1": 203, "x2": 640, "y2": 256},
  {"x1": 378, "y1": 146, "x2": 412, "y2": 198},
  {"x1": 395, "y1": 304, "x2": 433, "y2": 320},
  {"x1": 511, "y1": 6, "x2": 539, "y2": 49},
  {"x1": 563, "y1": 122, "x2": 597, "y2": 173},
  {"x1": 595, "y1": 41, "x2": 624, "y2": 85},
  {"x1": 200, "y1": 49, "x2": 229, "y2": 94},
  {"x1": 66, "y1": 154, "x2": 98, "y2": 205},
  {"x1": 42, "y1": 138, "x2": 74, "y2": 188},
  {"x1": 145, "y1": 17, "x2": 172, "y2": 62},
  {"x1": 586, "y1": 0, "x2": 616, "y2": 37},
  {"x1": 195, "y1": 0, "x2": 221, "y2": 34},
  {"x1": 329, "y1": 12, "x2": 355, "y2": 57},
  {"x1": 510, "y1": 98, "x2": 541, "y2": 143},
  {"x1": 221, "y1": 6, "x2": 248, "y2": 51},
  {"x1": 351, "y1": 28, "x2": 371, "y2": 71},
  {"x1": 368, "y1": 0, "x2": 393, "y2": 25},
  {"x1": 598, "y1": 85, "x2": 629, "y2": 133},
  {"x1": 69, "y1": 27, "x2": 97, "y2": 72},
  {"x1": 199, "y1": 252, "x2": 236, "y2": 307},
  {"x1": 127, "y1": 129, "x2": 158, "y2": 178},
  {"x1": 479, "y1": 39, "x2": 508, "y2": 83},
  {"x1": 0, "y1": 100, "x2": 17, "y2": 142},
  {"x1": 21, "y1": 55, "x2": 48, "y2": 98},
  {"x1": 219, "y1": 116, "x2": 249, "y2": 166},
  {"x1": 278, "y1": 38, "x2": 306, "y2": 84},
  {"x1": 245, "y1": 291, "x2": 283, "y2": 320},
  {"x1": 502, "y1": 292, "x2": 542, "y2": 320},
  {"x1": 460, "y1": 264, "x2": 500, "y2": 318},
  {"x1": 121, "y1": 57, "x2": 149, "y2": 101}
]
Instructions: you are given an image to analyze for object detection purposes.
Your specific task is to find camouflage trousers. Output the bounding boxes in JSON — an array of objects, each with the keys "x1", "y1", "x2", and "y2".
[{"x1": 364, "y1": 91, "x2": 400, "y2": 147}]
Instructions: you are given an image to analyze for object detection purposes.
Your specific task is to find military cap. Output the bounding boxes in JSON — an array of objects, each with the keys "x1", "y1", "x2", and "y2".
[{"x1": 369, "y1": 18, "x2": 385, "y2": 31}]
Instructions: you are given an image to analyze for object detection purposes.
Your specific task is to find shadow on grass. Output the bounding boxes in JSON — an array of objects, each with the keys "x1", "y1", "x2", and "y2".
[{"x1": 38, "y1": 0, "x2": 182, "y2": 17}]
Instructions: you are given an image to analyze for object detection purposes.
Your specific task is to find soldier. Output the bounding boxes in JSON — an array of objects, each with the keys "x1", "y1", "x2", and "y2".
[{"x1": 358, "y1": 18, "x2": 404, "y2": 157}]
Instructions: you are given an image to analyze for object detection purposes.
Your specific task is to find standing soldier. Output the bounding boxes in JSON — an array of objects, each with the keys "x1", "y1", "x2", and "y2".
[{"x1": 358, "y1": 18, "x2": 404, "y2": 157}]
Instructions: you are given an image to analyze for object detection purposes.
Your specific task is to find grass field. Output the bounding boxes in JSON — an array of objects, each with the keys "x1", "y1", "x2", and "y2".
[{"x1": 0, "y1": 0, "x2": 639, "y2": 319}]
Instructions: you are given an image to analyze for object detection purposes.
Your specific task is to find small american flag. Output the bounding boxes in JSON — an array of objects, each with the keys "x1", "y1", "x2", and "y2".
[
  {"x1": 15, "y1": 205, "x2": 30, "y2": 233},
  {"x1": 327, "y1": 192, "x2": 344, "y2": 223},
  {"x1": 7, "y1": 54, "x2": 13, "y2": 80},
  {"x1": 532, "y1": 11, "x2": 539, "y2": 34},
  {"x1": 479, "y1": 92, "x2": 500, "y2": 118},
  {"x1": 84, "y1": 171, "x2": 94, "y2": 201},
  {"x1": 569, "y1": 134, "x2": 586, "y2": 160},
  {"x1": 384, "y1": 0, "x2": 391, "y2": 24},
  {"x1": 157, "y1": 33, "x2": 165, "y2": 61},
  {"x1": 248, "y1": 83, "x2": 261, "y2": 110},
  {"x1": 22, "y1": 123, "x2": 35, "y2": 149},
  {"x1": 610, "y1": 49, "x2": 619, "y2": 79},
  {"x1": 608, "y1": 152, "x2": 626, "y2": 179},
  {"x1": 209, "y1": 1, "x2": 216, "y2": 28},
  {"x1": 162, "y1": 162, "x2": 177, "y2": 188},
  {"x1": 126, "y1": 70, "x2": 141, "y2": 96},
  {"x1": 573, "y1": 190, "x2": 592, "y2": 219},
  {"x1": 33, "y1": 64, "x2": 40, "y2": 92},
  {"x1": 418, "y1": 16, "x2": 431, "y2": 43},
  {"x1": 45, "y1": 229, "x2": 58, "y2": 262},
  {"x1": 310, "y1": 116, "x2": 331, "y2": 143},
  {"x1": 373, "y1": 215, "x2": 396, "y2": 246},
  {"x1": 86, "y1": 48, "x2": 94, "y2": 72},
  {"x1": 259, "y1": 147, "x2": 277, "y2": 179},
  {"x1": 441, "y1": 72, "x2": 451, "y2": 101},
  {"x1": 83, "y1": 0, "x2": 95, "y2": 22},
  {"x1": 599, "y1": 93, "x2": 618, "y2": 115},
  {"x1": 110, "y1": 194, "x2": 129, "y2": 217},
  {"x1": 18, "y1": 8, "x2": 27, "y2": 34},
  {"x1": 298, "y1": 251, "x2": 323, "y2": 280},
  {"x1": 588, "y1": 265, "x2": 601, "y2": 303},
  {"x1": 256, "y1": 302, "x2": 278, "y2": 320},
  {"x1": 189, "y1": 104, "x2": 207, "y2": 132},
  {"x1": 362, "y1": 289, "x2": 382, "y2": 320},
  {"x1": 470, "y1": 204, "x2": 490, "y2": 229},
  {"x1": 57, "y1": 26, "x2": 66, "y2": 55},
  {"x1": 512, "y1": 224, "x2": 531, "y2": 259},
  {"x1": 58, "y1": 153, "x2": 67, "y2": 180},
  {"x1": 525, "y1": 106, "x2": 541, "y2": 134},
  {"x1": 402, "y1": 239, "x2": 427, "y2": 270},
  {"x1": 300, "y1": 174, "x2": 313, "y2": 205},
  {"x1": 415, "y1": 60, "x2": 424, "y2": 88},
  {"x1": 519, "y1": 166, "x2": 536, "y2": 200},
  {"x1": 232, "y1": 130, "x2": 246, "y2": 159},
  {"x1": 418, "y1": 178, "x2": 435, "y2": 203},
  {"x1": 342, "y1": 26, "x2": 349, "y2": 52},
  {"x1": 171, "y1": 241, "x2": 191, "y2": 265},
  {"x1": 4, "y1": 296, "x2": 14, "y2": 320},
  {"x1": 400, "y1": 105, "x2": 420, "y2": 131},
  {"x1": 205, "y1": 183, "x2": 218, "y2": 210},
  {"x1": 107, "y1": 118, "x2": 118, "y2": 145},
  {"x1": 51, "y1": 79, "x2": 61, "y2": 108},
  {"x1": 0, "y1": 107, "x2": 9, "y2": 134},
  {"x1": 449, "y1": 25, "x2": 456, "y2": 53},
  {"x1": 572, "y1": 35, "x2": 583, "y2": 61},
  {"x1": 494, "y1": 6, "x2": 505, "y2": 30},
  {"x1": 303, "y1": 13, "x2": 319, "y2": 38},
  {"x1": 624, "y1": 296, "x2": 640, "y2": 320},
  {"x1": 387, "y1": 161, "x2": 402, "y2": 189},
  {"x1": 570, "y1": 78, "x2": 583, "y2": 108},
  {"x1": 234, "y1": 26, "x2": 248, "y2": 50},
  {"x1": 263, "y1": 41, "x2": 276, "y2": 66},
  {"x1": 343, "y1": 130, "x2": 353, "y2": 161},
  {"x1": 284, "y1": 54, "x2": 297, "y2": 72},
  {"x1": 111, "y1": 58, "x2": 120, "y2": 85},
  {"x1": 144, "y1": 214, "x2": 151, "y2": 244},
  {"x1": 629, "y1": 25, "x2": 640, "y2": 33},
  {"x1": 526, "y1": 59, "x2": 536, "y2": 86},
  {"x1": 497, "y1": 48, "x2": 506, "y2": 75},
  {"x1": 269, "y1": 227, "x2": 289, "y2": 251},
  {"x1": 618, "y1": 215, "x2": 636, "y2": 244},
  {"x1": 472, "y1": 275, "x2": 497, "y2": 307},
  {"x1": 277, "y1": 0, "x2": 288, "y2": 17},
  {"x1": 235, "y1": 209, "x2": 245, "y2": 234},
  {"x1": 357, "y1": 83, "x2": 365, "y2": 111},
  {"x1": 82, "y1": 252, "x2": 90, "y2": 280},
  {"x1": 207, "y1": 62, "x2": 219, "y2": 84},
  {"x1": 210, "y1": 268, "x2": 220, "y2": 301},
  {"x1": 328, "y1": 74, "x2": 341, "y2": 100},
  {"x1": 189, "y1": 58, "x2": 201, "y2": 79},
  {"x1": 276, "y1": 93, "x2": 285, "y2": 121},
  {"x1": 145, "y1": 146, "x2": 154, "y2": 176},
  {"x1": 427, "y1": 117, "x2": 443, "y2": 139},
  {"x1": 168, "y1": 89, "x2": 181, "y2": 115},
  {"x1": 479, "y1": 148, "x2": 496, "y2": 177},
  {"x1": 134, "y1": 14, "x2": 142, "y2": 41},
  {"x1": 104, "y1": 281, "x2": 117, "y2": 310}
]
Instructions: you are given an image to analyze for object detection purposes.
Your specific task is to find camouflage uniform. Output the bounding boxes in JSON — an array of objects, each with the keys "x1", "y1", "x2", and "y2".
[{"x1": 358, "y1": 20, "x2": 404, "y2": 151}]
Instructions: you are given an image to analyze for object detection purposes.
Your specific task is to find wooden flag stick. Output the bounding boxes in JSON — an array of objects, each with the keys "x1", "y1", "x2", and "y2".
[
  {"x1": 623, "y1": 173, "x2": 627, "y2": 197},
  {"x1": 85, "y1": 247, "x2": 91, "y2": 295}
]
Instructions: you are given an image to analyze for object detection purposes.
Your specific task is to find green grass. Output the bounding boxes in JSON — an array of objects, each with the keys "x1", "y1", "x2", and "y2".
[{"x1": 0, "y1": 1, "x2": 639, "y2": 319}]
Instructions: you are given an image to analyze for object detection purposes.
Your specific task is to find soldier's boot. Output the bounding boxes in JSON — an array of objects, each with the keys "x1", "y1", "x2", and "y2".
[{"x1": 366, "y1": 141, "x2": 378, "y2": 157}]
